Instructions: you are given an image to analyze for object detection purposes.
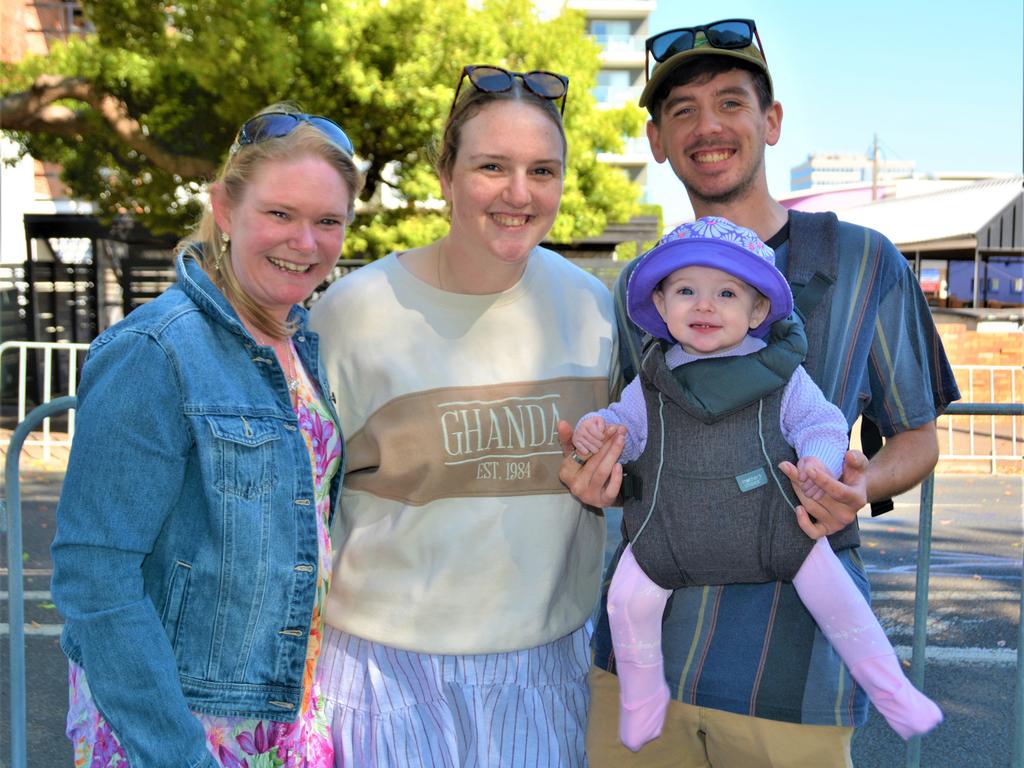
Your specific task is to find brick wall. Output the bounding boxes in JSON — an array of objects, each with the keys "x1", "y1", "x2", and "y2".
[
  {"x1": 937, "y1": 324, "x2": 1022, "y2": 405},
  {"x1": 937, "y1": 324, "x2": 1023, "y2": 367}
]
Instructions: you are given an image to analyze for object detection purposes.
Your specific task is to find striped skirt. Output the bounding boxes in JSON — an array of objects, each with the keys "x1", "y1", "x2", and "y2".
[{"x1": 318, "y1": 624, "x2": 591, "y2": 767}]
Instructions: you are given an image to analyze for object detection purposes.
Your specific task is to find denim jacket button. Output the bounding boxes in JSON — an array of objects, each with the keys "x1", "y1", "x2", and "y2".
[
  {"x1": 284, "y1": 423, "x2": 297, "y2": 431},
  {"x1": 294, "y1": 498, "x2": 311, "y2": 506},
  {"x1": 294, "y1": 563, "x2": 315, "y2": 573}
]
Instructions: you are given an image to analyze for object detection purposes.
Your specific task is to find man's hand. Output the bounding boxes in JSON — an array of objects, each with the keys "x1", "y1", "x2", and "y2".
[
  {"x1": 557, "y1": 419, "x2": 624, "y2": 508},
  {"x1": 780, "y1": 450, "x2": 869, "y2": 539}
]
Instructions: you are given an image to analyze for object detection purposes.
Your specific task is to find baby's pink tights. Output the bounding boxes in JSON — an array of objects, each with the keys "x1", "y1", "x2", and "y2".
[
  {"x1": 793, "y1": 538, "x2": 943, "y2": 740},
  {"x1": 606, "y1": 544, "x2": 672, "y2": 752},
  {"x1": 608, "y1": 539, "x2": 943, "y2": 752}
]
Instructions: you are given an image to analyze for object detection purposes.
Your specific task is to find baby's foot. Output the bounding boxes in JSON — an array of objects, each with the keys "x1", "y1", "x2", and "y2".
[
  {"x1": 853, "y1": 655, "x2": 943, "y2": 739},
  {"x1": 873, "y1": 680, "x2": 943, "y2": 740},
  {"x1": 619, "y1": 682, "x2": 670, "y2": 752}
]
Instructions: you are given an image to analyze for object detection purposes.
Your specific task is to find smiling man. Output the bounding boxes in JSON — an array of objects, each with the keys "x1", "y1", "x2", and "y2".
[{"x1": 573, "y1": 17, "x2": 961, "y2": 768}]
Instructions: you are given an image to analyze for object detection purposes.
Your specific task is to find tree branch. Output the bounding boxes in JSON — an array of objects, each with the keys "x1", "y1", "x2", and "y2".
[{"x1": 1, "y1": 74, "x2": 217, "y2": 178}]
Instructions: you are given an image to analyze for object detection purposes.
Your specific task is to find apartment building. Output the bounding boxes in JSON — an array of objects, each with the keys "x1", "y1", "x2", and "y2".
[
  {"x1": 531, "y1": 0, "x2": 661, "y2": 256},
  {"x1": 577, "y1": 1, "x2": 655, "y2": 192},
  {"x1": 1, "y1": 0, "x2": 94, "y2": 267},
  {"x1": 533, "y1": 0, "x2": 656, "y2": 193},
  {"x1": 790, "y1": 151, "x2": 916, "y2": 191}
]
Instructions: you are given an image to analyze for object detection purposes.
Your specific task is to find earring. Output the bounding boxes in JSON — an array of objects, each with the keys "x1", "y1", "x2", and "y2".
[{"x1": 217, "y1": 232, "x2": 230, "y2": 269}]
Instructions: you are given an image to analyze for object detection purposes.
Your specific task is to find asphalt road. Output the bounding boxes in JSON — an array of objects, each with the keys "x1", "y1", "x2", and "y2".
[
  {"x1": 850, "y1": 475, "x2": 1021, "y2": 768},
  {"x1": 1, "y1": 473, "x2": 1021, "y2": 767}
]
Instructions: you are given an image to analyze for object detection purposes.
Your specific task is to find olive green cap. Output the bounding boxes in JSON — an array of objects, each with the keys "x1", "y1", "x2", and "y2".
[{"x1": 639, "y1": 37, "x2": 773, "y2": 110}]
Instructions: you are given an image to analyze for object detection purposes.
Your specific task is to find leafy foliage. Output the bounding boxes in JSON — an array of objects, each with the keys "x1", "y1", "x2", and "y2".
[{"x1": 1, "y1": 0, "x2": 647, "y2": 258}]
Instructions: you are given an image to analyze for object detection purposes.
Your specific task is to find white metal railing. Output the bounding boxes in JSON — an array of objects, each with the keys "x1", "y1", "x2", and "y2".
[
  {"x1": 0, "y1": 340, "x2": 88, "y2": 461},
  {"x1": 938, "y1": 365, "x2": 1023, "y2": 472},
  {"x1": 592, "y1": 33, "x2": 644, "y2": 53},
  {"x1": 592, "y1": 85, "x2": 643, "y2": 105}
]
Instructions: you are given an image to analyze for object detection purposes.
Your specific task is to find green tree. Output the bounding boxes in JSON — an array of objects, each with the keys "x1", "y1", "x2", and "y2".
[{"x1": 1, "y1": 0, "x2": 647, "y2": 259}]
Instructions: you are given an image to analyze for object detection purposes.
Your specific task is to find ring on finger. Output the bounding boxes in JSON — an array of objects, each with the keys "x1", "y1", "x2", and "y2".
[{"x1": 571, "y1": 451, "x2": 586, "y2": 465}]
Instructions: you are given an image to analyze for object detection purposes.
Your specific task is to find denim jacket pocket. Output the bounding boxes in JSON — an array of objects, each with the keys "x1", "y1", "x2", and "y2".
[
  {"x1": 161, "y1": 559, "x2": 192, "y2": 650},
  {"x1": 205, "y1": 414, "x2": 280, "y2": 499}
]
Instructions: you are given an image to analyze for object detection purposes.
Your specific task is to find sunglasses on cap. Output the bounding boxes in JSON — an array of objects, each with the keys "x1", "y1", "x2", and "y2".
[
  {"x1": 645, "y1": 19, "x2": 766, "y2": 80},
  {"x1": 231, "y1": 112, "x2": 354, "y2": 156},
  {"x1": 450, "y1": 65, "x2": 569, "y2": 116}
]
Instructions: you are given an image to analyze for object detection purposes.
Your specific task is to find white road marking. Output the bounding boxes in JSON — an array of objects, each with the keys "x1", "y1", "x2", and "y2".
[
  {"x1": 894, "y1": 645, "x2": 1017, "y2": 666},
  {"x1": 0, "y1": 623, "x2": 63, "y2": 637},
  {"x1": 0, "y1": 590, "x2": 54, "y2": 601}
]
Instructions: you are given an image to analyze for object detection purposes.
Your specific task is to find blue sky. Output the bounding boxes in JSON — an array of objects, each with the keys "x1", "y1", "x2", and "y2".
[{"x1": 645, "y1": 0, "x2": 1024, "y2": 221}]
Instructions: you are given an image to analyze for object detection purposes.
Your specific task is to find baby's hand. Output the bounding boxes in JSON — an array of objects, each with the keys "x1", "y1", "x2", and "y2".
[
  {"x1": 796, "y1": 456, "x2": 832, "y2": 501},
  {"x1": 573, "y1": 416, "x2": 607, "y2": 457}
]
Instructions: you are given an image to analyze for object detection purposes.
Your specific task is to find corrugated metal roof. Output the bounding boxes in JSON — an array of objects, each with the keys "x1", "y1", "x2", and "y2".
[{"x1": 836, "y1": 176, "x2": 1023, "y2": 249}]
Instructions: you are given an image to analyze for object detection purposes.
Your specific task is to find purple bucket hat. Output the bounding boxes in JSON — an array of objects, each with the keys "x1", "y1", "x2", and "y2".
[{"x1": 627, "y1": 216, "x2": 793, "y2": 341}]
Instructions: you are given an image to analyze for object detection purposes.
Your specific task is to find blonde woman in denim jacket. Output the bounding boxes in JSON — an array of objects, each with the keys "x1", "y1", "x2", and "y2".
[{"x1": 50, "y1": 104, "x2": 362, "y2": 768}]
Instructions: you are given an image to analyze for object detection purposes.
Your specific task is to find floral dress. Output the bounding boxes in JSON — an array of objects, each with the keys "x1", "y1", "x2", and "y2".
[{"x1": 66, "y1": 350, "x2": 341, "y2": 768}]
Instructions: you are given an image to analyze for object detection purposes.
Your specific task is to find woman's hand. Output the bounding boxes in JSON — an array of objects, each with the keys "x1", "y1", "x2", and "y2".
[{"x1": 557, "y1": 420, "x2": 625, "y2": 508}]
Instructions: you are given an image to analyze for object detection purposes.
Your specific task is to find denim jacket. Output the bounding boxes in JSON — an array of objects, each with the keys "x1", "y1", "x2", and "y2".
[{"x1": 51, "y1": 252, "x2": 344, "y2": 767}]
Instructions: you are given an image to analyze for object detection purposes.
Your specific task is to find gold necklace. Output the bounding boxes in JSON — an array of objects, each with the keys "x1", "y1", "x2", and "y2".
[
  {"x1": 283, "y1": 339, "x2": 300, "y2": 393},
  {"x1": 252, "y1": 331, "x2": 300, "y2": 394},
  {"x1": 436, "y1": 239, "x2": 446, "y2": 292},
  {"x1": 238, "y1": 311, "x2": 300, "y2": 396}
]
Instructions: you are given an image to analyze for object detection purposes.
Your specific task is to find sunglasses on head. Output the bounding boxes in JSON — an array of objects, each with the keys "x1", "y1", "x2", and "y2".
[
  {"x1": 645, "y1": 19, "x2": 765, "y2": 80},
  {"x1": 450, "y1": 65, "x2": 569, "y2": 116},
  {"x1": 231, "y1": 112, "x2": 354, "y2": 156}
]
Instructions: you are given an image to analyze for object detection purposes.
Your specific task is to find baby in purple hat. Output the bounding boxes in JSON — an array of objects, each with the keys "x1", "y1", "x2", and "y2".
[{"x1": 574, "y1": 217, "x2": 942, "y2": 751}]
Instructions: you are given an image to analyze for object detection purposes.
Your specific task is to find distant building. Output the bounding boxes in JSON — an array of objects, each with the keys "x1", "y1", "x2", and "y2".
[
  {"x1": 790, "y1": 152, "x2": 915, "y2": 191},
  {"x1": 533, "y1": 0, "x2": 660, "y2": 255},
  {"x1": 1, "y1": 2, "x2": 185, "y2": 351},
  {"x1": 535, "y1": 0, "x2": 656, "y2": 196},
  {"x1": 782, "y1": 176, "x2": 1024, "y2": 312},
  {"x1": 1, "y1": 0, "x2": 95, "y2": 267},
  {"x1": 779, "y1": 172, "x2": 1019, "y2": 213},
  {"x1": 579, "y1": 0, "x2": 655, "y2": 192}
]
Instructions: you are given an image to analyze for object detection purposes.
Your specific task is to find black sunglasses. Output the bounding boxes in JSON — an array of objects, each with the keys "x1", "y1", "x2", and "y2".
[
  {"x1": 450, "y1": 65, "x2": 569, "y2": 116},
  {"x1": 231, "y1": 112, "x2": 354, "y2": 156},
  {"x1": 645, "y1": 19, "x2": 766, "y2": 80}
]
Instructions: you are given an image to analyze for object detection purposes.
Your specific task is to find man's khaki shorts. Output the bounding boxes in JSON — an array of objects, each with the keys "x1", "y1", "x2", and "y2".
[{"x1": 586, "y1": 667, "x2": 854, "y2": 768}]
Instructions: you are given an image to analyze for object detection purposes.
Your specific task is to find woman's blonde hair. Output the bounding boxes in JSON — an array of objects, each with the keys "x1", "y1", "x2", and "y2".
[{"x1": 181, "y1": 102, "x2": 364, "y2": 340}]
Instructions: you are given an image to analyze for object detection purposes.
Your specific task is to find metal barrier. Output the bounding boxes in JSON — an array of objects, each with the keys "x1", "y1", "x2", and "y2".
[
  {"x1": 906, "y1": 402, "x2": 1024, "y2": 768},
  {"x1": 3, "y1": 396, "x2": 76, "y2": 768},
  {"x1": 2, "y1": 399, "x2": 1022, "y2": 765},
  {"x1": 0, "y1": 340, "x2": 89, "y2": 462}
]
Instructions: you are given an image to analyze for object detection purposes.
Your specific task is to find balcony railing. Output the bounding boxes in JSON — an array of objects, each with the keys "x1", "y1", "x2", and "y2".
[
  {"x1": 592, "y1": 33, "x2": 644, "y2": 53},
  {"x1": 592, "y1": 85, "x2": 643, "y2": 105},
  {"x1": 27, "y1": 2, "x2": 94, "y2": 42}
]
